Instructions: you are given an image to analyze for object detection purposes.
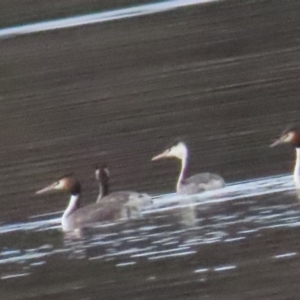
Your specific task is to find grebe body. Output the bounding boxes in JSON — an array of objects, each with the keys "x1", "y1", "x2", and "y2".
[
  {"x1": 36, "y1": 175, "x2": 131, "y2": 231},
  {"x1": 152, "y1": 141, "x2": 225, "y2": 195},
  {"x1": 95, "y1": 165, "x2": 152, "y2": 217}
]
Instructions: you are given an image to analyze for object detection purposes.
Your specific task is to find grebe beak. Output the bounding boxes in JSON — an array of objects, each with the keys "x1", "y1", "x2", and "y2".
[
  {"x1": 152, "y1": 150, "x2": 169, "y2": 161},
  {"x1": 36, "y1": 183, "x2": 56, "y2": 194},
  {"x1": 270, "y1": 136, "x2": 286, "y2": 147}
]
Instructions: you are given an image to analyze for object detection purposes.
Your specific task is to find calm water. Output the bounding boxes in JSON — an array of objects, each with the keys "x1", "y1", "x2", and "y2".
[{"x1": 1, "y1": 0, "x2": 300, "y2": 299}]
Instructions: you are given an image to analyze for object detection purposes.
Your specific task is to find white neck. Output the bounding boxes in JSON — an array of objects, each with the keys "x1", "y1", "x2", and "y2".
[
  {"x1": 62, "y1": 194, "x2": 80, "y2": 227},
  {"x1": 96, "y1": 186, "x2": 103, "y2": 203},
  {"x1": 294, "y1": 148, "x2": 300, "y2": 188},
  {"x1": 177, "y1": 151, "x2": 188, "y2": 191},
  {"x1": 96, "y1": 177, "x2": 109, "y2": 203}
]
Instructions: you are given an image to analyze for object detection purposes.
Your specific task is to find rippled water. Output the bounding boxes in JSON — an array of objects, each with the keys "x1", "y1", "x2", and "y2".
[{"x1": 1, "y1": 175, "x2": 300, "y2": 291}]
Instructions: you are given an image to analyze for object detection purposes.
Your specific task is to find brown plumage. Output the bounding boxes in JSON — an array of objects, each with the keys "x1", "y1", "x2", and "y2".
[
  {"x1": 270, "y1": 125, "x2": 300, "y2": 189},
  {"x1": 36, "y1": 175, "x2": 132, "y2": 231}
]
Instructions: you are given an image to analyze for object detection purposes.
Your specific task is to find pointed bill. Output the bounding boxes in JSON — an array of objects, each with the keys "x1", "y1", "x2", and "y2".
[
  {"x1": 270, "y1": 136, "x2": 287, "y2": 147},
  {"x1": 36, "y1": 183, "x2": 56, "y2": 194},
  {"x1": 151, "y1": 151, "x2": 168, "y2": 161}
]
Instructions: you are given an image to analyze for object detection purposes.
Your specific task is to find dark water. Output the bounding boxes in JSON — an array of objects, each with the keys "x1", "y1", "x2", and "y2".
[{"x1": 1, "y1": 0, "x2": 300, "y2": 298}]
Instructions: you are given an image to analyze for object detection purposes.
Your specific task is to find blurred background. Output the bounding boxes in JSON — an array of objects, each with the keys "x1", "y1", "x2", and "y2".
[{"x1": 1, "y1": 0, "x2": 300, "y2": 299}]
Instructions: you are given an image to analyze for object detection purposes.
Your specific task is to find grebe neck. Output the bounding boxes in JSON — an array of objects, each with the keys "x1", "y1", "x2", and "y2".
[
  {"x1": 177, "y1": 152, "x2": 189, "y2": 191},
  {"x1": 294, "y1": 148, "x2": 300, "y2": 188},
  {"x1": 62, "y1": 194, "x2": 80, "y2": 226},
  {"x1": 96, "y1": 176, "x2": 109, "y2": 203}
]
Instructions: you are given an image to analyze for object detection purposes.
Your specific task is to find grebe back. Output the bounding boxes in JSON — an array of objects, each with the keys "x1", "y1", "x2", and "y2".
[
  {"x1": 36, "y1": 174, "x2": 130, "y2": 231},
  {"x1": 94, "y1": 165, "x2": 152, "y2": 217},
  {"x1": 152, "y1": 141, "x2": 225, "y2": 195}
]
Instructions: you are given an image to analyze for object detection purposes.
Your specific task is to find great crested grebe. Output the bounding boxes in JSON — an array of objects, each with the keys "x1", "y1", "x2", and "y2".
[
  {"x1": 270, "y1": 125, "x2": 300, "y2": 188},
  {"x1": 36, "y1": 174, "x2": 131, "y2": 231},
  {"x1": 152, "y1": 141, "x2": 225, "y2": 195},
  {"x1": 94, "y1": 164, "x2": 152, "y2": 216}
]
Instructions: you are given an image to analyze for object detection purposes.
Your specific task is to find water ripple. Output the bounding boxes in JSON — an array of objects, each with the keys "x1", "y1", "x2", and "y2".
[{"x1": 0, "y1": 174, "x2": 299, "y2": 277}]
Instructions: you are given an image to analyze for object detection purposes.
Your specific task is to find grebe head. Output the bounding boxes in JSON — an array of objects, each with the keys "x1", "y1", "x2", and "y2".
[
  {"x1": 152, "y1": 141, "x2": 188, "y2": 161},
  {"x1": 36, "y1": 175, "x2": 81, "y2": 196},
  {"x1": 270, "y1": 125, "x2": 300, "y2": 148},
  {"x1": 95, "y1": 164, "x2": 110, "y2": 182}
]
